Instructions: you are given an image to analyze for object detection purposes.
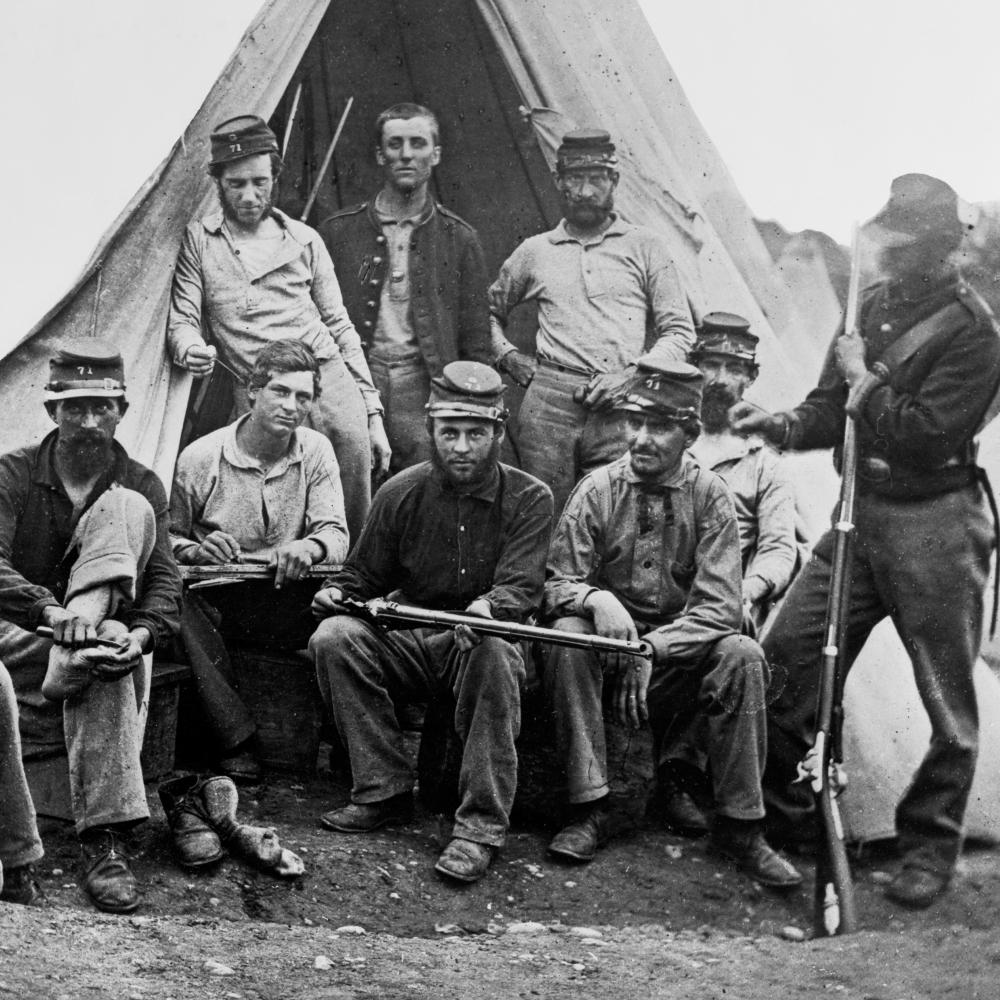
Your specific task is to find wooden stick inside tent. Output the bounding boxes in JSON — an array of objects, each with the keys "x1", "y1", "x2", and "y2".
[
  {"x1": 281, "y1": 82, "x2": 303, "y2": 159},
  {"x1": 300, "y1": 96, "x2": 354, "y2": 222}
]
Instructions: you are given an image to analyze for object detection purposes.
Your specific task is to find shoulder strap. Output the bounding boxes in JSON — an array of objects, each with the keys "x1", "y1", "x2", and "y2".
[{"x1": 876, "y1": 301, "x2": 969, "y2": 371}]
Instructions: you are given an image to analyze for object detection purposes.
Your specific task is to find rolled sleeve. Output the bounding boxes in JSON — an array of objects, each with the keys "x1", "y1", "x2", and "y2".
[
  {"x1": 744, "y1": 451, "x2": 797, "y2": 599},
  {"x1": 643, "y1": 247, "x2": 696, "y2": 363},
  {"x1": 301, "y1": 436, "x2": 350, "y2": 563}
]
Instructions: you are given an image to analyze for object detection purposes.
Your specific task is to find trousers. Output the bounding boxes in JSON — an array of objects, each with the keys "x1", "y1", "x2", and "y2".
[
  {"x1": 311, "y1": 615, "x2": 525, "y2": 846},
  {"x1": 0, "y1": 662, "x2": 43, "y2": 868},
  {"x1": 2, "y1": 486, "x2": 154, "y2": 834},
  {"x1": 518, "y1": 364, "x2": 628, "y2": 517},
  {"x1": 368, "y1": 351, "x2": 432, "y2": 473},
  {"x1": 543, "y1": 617, "x2": 769, "y2": 819},
  {"x1": 762, "y1": 485, "x2": 992, "y2": 873}
]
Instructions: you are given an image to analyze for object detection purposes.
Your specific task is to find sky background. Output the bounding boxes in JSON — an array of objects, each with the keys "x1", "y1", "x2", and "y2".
[{"x1": 2, "y1": 0, "x2": 998, "y2": 344}]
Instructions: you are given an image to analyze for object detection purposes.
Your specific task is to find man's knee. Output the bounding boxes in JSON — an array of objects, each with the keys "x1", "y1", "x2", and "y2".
[
  {"x1": 464, "y1": 636, "x2": 526, "y2": 694},
  {"x1": 705, "y1": 633, "x2": 768, "y2": 714},
  {"x1": 309, "y1": 615, "x2": 373, "y2": 664}
]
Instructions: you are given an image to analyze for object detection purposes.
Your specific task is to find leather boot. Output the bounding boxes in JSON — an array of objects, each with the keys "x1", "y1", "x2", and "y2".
[
  {"x1": 0, "y1": 863, "x2": 43, "y2": 905},
  {"x1": 158, "y1": 775, "x2": 224, "y2": 870},
  {"x1": 709, "y1": 817, "x2": 803, "y2": 889},
  {"x1": 79, "y1": 828, "x2": 140, "y2": 914}
]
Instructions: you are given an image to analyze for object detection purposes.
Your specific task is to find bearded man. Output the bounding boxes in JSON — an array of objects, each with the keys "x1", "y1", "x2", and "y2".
[
  {"x1": 488, "y1": 129, "x2": 695, "y2": 515},
  {"x1": 310, "y1": 362, "x2": 552, "y2": 884},
  {"x1": 167, "y1": 114, "x2": 389, "y2": 542},
  {"x1": 0, "y1": 342, "x2": 182, "y2": 913}
]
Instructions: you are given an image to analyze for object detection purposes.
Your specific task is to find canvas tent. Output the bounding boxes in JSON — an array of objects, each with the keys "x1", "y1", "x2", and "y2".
[{"x1": 5, "y1": 0, "x2": 1000, "y2": 845}]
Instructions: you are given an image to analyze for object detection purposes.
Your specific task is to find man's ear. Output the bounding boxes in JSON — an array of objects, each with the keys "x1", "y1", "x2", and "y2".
[
  {"x1": 495, "y1": 424, "x2": 507, "y2": 445},
  {"x1": 375, "y1": 145, "x2": 386, "y2": 166},
  {"x1": 431, "y1": 144, "x2": 442, "y2": 168}
]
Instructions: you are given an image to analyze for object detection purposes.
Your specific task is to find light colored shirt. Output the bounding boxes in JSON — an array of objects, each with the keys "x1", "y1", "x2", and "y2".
[
  {"x1": 169, "y1": 416, "x2": 349, "y2": 565},
  {"x1": 543, "y1": 453, "x2": 741, "y2": 664},
  {"x1": 688, "y1": 434, "x2": 797, "y2": 603},
  {"x1": 167, "y1": 208, "x2": 382, "y2": 415},
  {"x1": 371, "y1": 197, "x2": 421, "y2": 355},
  {"x1": 488, "y1": 214, "x2": 694, "y2": 372}
]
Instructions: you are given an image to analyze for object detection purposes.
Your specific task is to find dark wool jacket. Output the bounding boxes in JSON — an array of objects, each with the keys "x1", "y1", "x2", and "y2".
[
  {"x1": 786, "y1": 271, "x2": 1000, "y2": 499},
  {"x1": 319, "y1": 199, "x2": 492, "y2": 377}
]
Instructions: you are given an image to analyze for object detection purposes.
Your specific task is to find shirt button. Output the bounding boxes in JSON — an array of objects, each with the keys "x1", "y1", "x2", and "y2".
[
  {"x1": 369, "y1": 278, "x2": 380, "y2": 286},
  {"x1": 643, "y1": 560, "x2": 653, "y2": 569},
  {"x1": 367, "y1": 300, "x2": 376, "y2": 308},
  {"x1": 363, "y1": 320, "x2": 373, "y2": 328},
  {"x1": 880, "y1": 323, "x2": 892, "y2": 333},
  {"x1": 460, "y1": 526, "x2": 465, "y2": 531},
  {"x1": 461, "y1": 569, "x2": 466, "y2": 574},
  {"x1": 372, "y1": 256, "x2": 383, "y2": 265},
  {"x1": 376, "y1": 235, "x2": 387, "y2": 244}
]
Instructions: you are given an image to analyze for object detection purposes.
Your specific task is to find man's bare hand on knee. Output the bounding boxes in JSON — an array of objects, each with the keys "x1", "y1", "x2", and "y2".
[{"x1": 41, "y1": 606, "x2": 98, "y2": 647}]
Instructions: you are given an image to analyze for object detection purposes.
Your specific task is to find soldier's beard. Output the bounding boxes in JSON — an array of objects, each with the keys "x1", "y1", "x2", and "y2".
[
  {"x1": 700, "y1": 383, "x2": 738, "y2": 433},
  {"x1": 57, "y1": 434, "x2": 114, "y2": 480}
]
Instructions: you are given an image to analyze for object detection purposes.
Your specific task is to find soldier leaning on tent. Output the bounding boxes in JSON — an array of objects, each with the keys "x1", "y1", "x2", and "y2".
[
  {"x1": 488, "y1": 128, "x2": 696, "y2": 516},
  {"x1": 0, "y1": 342, "x2": 182, "y2": 914},
  {"x1": 319, "y1": 102, "x2": 492, "y2": 474},
  {"x1": 733, "y1": 173, "x2": 1000, "y2": 910},
  {"x1": 166, "y1": 114, "x2": 390, "y2": 543}
]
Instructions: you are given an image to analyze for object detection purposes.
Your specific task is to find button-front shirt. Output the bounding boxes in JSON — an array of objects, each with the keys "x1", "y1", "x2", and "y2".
[
  {"x1": 688, "y1": 434, "x2": 797, "y2": 602},
  {"x1": 543, "y1": 453, "x2": 741, "y2": 664},
  {"x1": 167, "y1": 208, "x2": 382, "y2": 415},
  {"x1": 169, "y1": 416, "x2": 349, "y2": 565},
  {"x1": 488, "y1": 214, "x2": 695, "y2": 372},
  {"x1": 328, "y1": 461, "x2": 553, "y2": 622}
]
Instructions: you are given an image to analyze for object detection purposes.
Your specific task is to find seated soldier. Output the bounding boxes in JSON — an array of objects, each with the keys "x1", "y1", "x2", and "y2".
[
  {"x1": 1, "y1": 662, "x2": 45, "y2": 905},
  {"x1": 170, "y1": 340, "x2": 349, "y2": 782},
  {"x1": 310, "y1": 362, "x2": 552, "y2": 883},
  {"x1": 655, "y1": 312, "x2": 799, "y2": 835},
  {"x1": 0, "y1": 342, "x2": 182, "y2": 914},
  {"x1": 541, "y1": 357, "x2": 801, "y2": 888}
]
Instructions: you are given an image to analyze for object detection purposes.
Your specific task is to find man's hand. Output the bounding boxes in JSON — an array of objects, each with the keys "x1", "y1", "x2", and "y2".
[
  {"x1": 192, "y1": 530, "x2": 242, "y2": 565},
  {"x1": 87, "y1": 626, "x2": 149, "y2": 682},
  {"x1": 498, "y1": 350, "x2": 537, "y2": 389},
  {"x1": 183, "y1": 344, "x2": 217, "y2": 378},
  {"x1": 40, "y1": 606, "x2": 98, "y2": 647},
  {"x1": 272, "y1": 539, "x2": 321, "y2": 589},
  {"x1": 454, "y1": 598, "x2": 492, "y2": 653},
  {"x1": 577, "y1": 371, "x2": 632, "y2": 412},
  {"x1": 612, "y1": 655, "x2": 653, "y2": 730},
  {"x1": 312, "y1": 585, "x2": 346, "y2": 619},
  {"x1": 729, "y1": 401, "x2": 785, "y2": 446},
  {"x1": 835, "y1": 334, "x2": 868, "y2": 387},
  {"x1": 583, "y1": 590, "x2": 638, "y2": 642},
  {"x1": 368, "y1": 414, "x2": 392, "y2": 481}
]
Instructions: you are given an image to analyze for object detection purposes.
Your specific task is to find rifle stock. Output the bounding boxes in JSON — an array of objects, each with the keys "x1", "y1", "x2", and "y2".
[
  {"x1": 340, "y1": 598, "x2": 654, "y2": 660},
  {"x1": 806, "y1": 224, "x2": 862, "y2": 935}
]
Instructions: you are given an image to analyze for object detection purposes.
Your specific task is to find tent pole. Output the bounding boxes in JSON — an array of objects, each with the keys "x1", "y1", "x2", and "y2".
[
  {"x1": 300, "y1": 96, "x2": 354, "y2": 223},
  {"x1": 281, "y1": 82, "x2": 304, "y2": 158}
]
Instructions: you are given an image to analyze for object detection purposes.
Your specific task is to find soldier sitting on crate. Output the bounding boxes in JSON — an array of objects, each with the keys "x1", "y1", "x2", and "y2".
[
  {"x1": 310, "y1": 361, "x2": 552, "y2": 884},
  {"x1": 169, "y1": 340, "x2": 349, "y2": 784},
  {"x1": 0, "y1": 341, "x2": 182, "y2": 914},
  {"x1": 539, "y1": 357, "x2": 801, "y2": 889}
]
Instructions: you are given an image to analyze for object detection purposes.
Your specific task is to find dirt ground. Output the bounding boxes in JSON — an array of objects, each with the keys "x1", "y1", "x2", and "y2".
[{"x1": 3, "y1": 711, "x2": 1000, "y2": 1000}]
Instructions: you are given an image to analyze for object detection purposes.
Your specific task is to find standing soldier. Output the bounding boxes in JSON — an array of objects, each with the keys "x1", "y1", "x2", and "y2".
[
  {"x1": 320, "y1": 103, "x2": 491, "y2": 473},
  {"x1": 489, "y1": 129, "x2": 695, "y2": 515},
  {"x1": 541, "y1": 357, "x2": 801, "y2": 888},
  {"x1": 167, "y1": 114, "x2": 390, "y2": 541},
  {"x1": 732, "y1": 174, "x2": 999, "y2": 909}
]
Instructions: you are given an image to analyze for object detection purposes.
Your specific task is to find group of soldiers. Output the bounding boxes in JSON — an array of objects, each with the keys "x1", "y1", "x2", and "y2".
[{"x1": 0, "y1": 102, "x2": 995, "y2": 921}]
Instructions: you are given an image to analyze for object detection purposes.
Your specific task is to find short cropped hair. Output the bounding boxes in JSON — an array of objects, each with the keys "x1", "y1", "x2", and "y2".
[
  {"x1": 248, "y1": 339, "x2": 322, "y2": 398},
  {"x1": 209, "y1": 151, "x2": 284, "y2": 181},
  {"x1": 374, "y1": 103, "x2": 440, "y2": 146}
]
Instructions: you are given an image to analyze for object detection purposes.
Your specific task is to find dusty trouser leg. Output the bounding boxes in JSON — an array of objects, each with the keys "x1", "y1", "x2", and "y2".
[
  {"x1": 0, "y1": 661, "x2": 44, "y2": 869},
  {"x1": 46, "y1": 487, "x2": 157, "y2": 834},
  {"x1": 176, "y1": 593, "x2": 255, "y2": 756},
  {"x1": 311, "y1": 616, "x2": 428, "y2": 803},
  {"x1": 541, "y1": 616, "x2": 610, "y2": 805},
  {"x1": 761, "y1": 522, "x2": 885, "y2": 841},
  {"x1": 660, "y1": 634, "x2": 771, "y2": 821},
  {"x1": 368, "y1": 351, "x2": 432, "y2": 473},
  {"x1": 578, "y1": 407, "x2": 629, "y2": 476},
  {"x1": 517, "y1": 367, "x2": 590, "y2": 518},
  {"x1": 864, "y1": 489, "x2": 992, "y2": 875},
  {"x1": 442, "y1": 634, "x2": 525, "y2": 847}
]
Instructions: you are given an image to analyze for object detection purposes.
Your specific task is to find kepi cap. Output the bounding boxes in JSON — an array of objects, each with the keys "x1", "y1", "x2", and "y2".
[
  {"x1": 865, "y1": 173, "x2": 964, "y2": 247},
  {"x1": 210, "y1": 115, "x2": 279, "y2": 167},
  {"x1": 426, "y1": 361, "x2": 508, "y2": 422},
  {"x1": 618, "y1": 357, "x2": 703, "y2": 419},
  {"x1": 45, "y1": 340, "x2": 126, "y2": 402},
  {"x1": 691, "y1": 311, "x2": 758, "y2": 365},
  {"x1": 557, "y1": 128, "x2": 618, "y2": 173}
]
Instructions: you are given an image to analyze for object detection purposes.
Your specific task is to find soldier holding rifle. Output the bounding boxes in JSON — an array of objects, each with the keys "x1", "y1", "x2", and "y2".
[
  {"x1": 733, "y1": 174, "x2": 1000, "y2": 909},
  {"x1": 540, "y1": 357, "x2": 802, "y2": 888},
  {"x1": 310, "y1": 361, "x2": 552, "y2": 884}
]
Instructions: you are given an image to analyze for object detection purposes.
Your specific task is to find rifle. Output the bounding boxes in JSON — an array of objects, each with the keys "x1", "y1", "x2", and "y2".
[
  {"x1": 799, "y1": 224, "x2": 862, "y2": 936},
  {"x1": 339, "y1": 597, "x2": 654, "y2": 660}
]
